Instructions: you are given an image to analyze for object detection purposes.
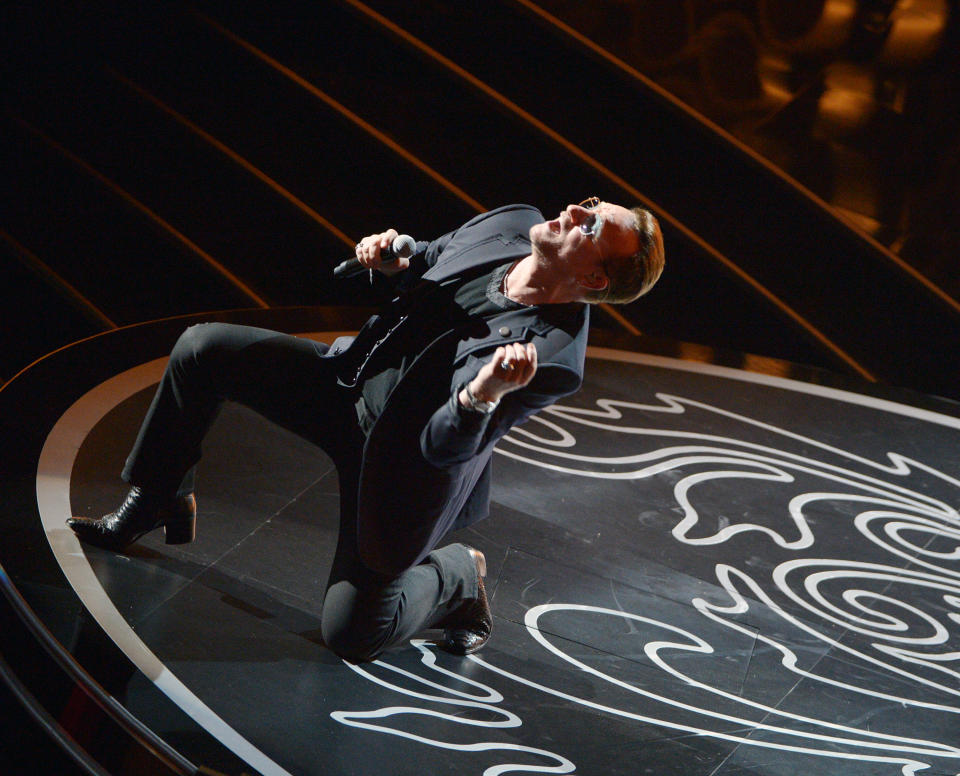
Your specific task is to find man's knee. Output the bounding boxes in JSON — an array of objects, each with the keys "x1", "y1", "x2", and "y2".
[
  {"x1": 321, "y1": 616, "x2": 385, "y2": 662},
  {"x1": 168, "y1": 323, "x2": 244, "y2": 380},
  {"x1": 171, "y1": 323, "x2": 224, "y2": 363},
  {"x1": 321, "y1": 581, "x2": 395, "y2": 662}
]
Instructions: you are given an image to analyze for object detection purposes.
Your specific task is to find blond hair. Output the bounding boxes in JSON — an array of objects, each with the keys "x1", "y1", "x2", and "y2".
[{"x1": 585, "y1": 207, "x2": 665, "y2": 305}]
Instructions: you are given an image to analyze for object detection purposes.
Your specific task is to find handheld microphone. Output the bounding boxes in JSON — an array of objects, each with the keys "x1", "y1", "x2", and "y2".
[{"x1": 333, "y1": 234, "x2": 416, "y2": 279}]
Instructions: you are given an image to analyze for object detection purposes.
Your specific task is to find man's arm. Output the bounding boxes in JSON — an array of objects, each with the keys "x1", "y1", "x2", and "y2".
[{"x1": 421, "y1": 344, "x2": 539, "y2": 468}]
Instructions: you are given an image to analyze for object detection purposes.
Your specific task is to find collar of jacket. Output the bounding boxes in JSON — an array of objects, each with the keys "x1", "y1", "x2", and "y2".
[{"x1": 422, "y1": 227, "x2": 532, "y2": 285}]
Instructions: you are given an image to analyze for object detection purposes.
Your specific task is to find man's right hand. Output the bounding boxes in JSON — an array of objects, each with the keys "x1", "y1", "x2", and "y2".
[
  {"x1": 355, "y1": 229, "x2": 410, "y2": 276},
  {"x1": 460, "y1": 343, "x2": 538, "y2": 409}
]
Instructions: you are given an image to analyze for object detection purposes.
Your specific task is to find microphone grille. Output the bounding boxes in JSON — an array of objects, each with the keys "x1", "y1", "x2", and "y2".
[{"x1": 392, "y1": 234, "x2": 416, "y2": 259}]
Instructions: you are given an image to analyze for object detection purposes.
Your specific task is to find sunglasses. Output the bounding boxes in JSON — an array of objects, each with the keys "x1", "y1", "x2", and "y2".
[{"x1": 578, "y1": 197, "x2": 603, "y2": 239}]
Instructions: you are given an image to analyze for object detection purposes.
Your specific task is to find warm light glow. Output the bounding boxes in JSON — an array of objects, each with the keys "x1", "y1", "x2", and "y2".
[
  {"x1": 678, "y1": 342, "x2": 719, "y2": 363},
  {"x1": 758, "y1": 0, "x2": 857, "y2": 52},
  {"x1": 741, "y1": 354, "x2": 794, "y2": 378},
  {"x1": 880, "y1": 0, "x2": 950, "y2": 68},
  {"x1": 814, "y1": 63, "x2": 878, "y2": 138}
]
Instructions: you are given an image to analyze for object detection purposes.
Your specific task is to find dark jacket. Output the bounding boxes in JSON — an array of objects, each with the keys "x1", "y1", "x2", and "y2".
[{"x1": 331, "y1": 205, "x2": 589, "y2": 574}]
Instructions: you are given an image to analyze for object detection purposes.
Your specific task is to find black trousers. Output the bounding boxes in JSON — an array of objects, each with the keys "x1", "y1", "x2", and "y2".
[{"x1": 122, "y1": 323, "x2": 478, "y2": 661}]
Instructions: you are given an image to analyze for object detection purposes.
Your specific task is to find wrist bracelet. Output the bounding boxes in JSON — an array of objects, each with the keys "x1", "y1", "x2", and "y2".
[{"x1": 464, "y1": 382, "x2": 499, "y2": 414}]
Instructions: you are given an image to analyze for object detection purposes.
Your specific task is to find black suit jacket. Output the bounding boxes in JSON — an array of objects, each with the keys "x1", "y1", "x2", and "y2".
[{"x1": 330, "y1": 205, "x2": 589, "y2": 574}]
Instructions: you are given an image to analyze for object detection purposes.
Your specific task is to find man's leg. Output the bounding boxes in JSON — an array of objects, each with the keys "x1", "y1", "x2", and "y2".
[
  {"x1": 319, "y1": 454, "x2": 487, "y2": 661},
  {"x1": 69, "y1": 323, "x2": 352, "y2": 549},
  {"x1": 122, "y1": 322, "x2": 350, "y2": 495},
  {"x1": 70, "y1": 321, "x2": 489, "y2": 656}
]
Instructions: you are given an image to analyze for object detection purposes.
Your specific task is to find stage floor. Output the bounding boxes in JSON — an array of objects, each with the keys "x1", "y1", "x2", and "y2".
[{"x1": 5, "y1": 309, "x2": 960, "y2": 776}]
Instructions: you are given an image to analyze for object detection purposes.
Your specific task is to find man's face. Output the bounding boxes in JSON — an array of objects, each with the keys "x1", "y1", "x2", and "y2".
[{"x1": 532, "y1": 201, "x2": 640, "y2": 285}]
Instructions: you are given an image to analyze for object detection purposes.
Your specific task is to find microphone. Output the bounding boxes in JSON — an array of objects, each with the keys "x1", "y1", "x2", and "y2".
[{"x1": 333, "y1": 234, "x2": 416, "y2": 279}]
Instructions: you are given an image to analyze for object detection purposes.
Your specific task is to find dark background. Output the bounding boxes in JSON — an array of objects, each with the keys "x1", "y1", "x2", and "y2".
[{"x1": 4, "y1": 0, "x2": 960, "y2": 398}]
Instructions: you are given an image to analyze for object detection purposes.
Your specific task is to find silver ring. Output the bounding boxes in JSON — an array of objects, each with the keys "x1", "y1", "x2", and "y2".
[{"x1": 501, "y1": 361, "x2": 513, "y2": 371}]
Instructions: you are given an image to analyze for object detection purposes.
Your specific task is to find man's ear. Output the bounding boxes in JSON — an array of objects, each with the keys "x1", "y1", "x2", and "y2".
[{"x1": 578, "y1": 271, "x2": 608, "y2": 291}]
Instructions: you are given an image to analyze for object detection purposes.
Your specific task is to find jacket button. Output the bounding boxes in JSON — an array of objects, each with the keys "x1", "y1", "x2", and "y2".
[{"x1": 498, "y1": 326, "x2": 511, "y2": 337}]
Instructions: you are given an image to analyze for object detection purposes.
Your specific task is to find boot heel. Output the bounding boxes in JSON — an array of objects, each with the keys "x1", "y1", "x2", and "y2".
[{"x1": 164, "y1": 516, "x2": 196, "y2": 545}]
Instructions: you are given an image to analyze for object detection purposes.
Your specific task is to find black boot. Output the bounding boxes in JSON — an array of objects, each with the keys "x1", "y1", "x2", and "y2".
[
  {"x1": 440, "y1": 547, "x2": 493, "y2": 655},
  {"x1": 66, "y1": 487, "x2": 196, "y2": 552}
]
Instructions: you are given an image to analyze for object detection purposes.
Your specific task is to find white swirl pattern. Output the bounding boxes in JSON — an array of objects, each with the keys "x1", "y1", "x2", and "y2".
[{"x1": 332, "y1": 382, "x2": 960, "y2": 776}]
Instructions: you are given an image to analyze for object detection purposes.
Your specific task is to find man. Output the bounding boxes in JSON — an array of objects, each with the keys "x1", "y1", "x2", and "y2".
[{"x1": 67, "y1": 198, "x2": 665, "y2": 661}]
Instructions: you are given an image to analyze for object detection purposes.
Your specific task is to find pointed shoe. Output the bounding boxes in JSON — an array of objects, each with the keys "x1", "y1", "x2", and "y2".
[
  {"x1": 440, "y1": 547, "x2": 492, "y2": 656},
  {"x1": 66, "y1": 486, "x2": 196, "y2": 552}
]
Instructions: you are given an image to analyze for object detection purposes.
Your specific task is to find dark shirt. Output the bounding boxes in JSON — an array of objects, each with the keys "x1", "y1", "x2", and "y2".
[{"x1": 356, "y1": 261, "x2": 524, "y2": 434}]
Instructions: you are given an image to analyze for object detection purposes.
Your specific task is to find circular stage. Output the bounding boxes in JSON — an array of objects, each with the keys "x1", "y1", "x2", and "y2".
[{"x1": 4, "y1": 309, "x2": 960, "y2": 776}]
